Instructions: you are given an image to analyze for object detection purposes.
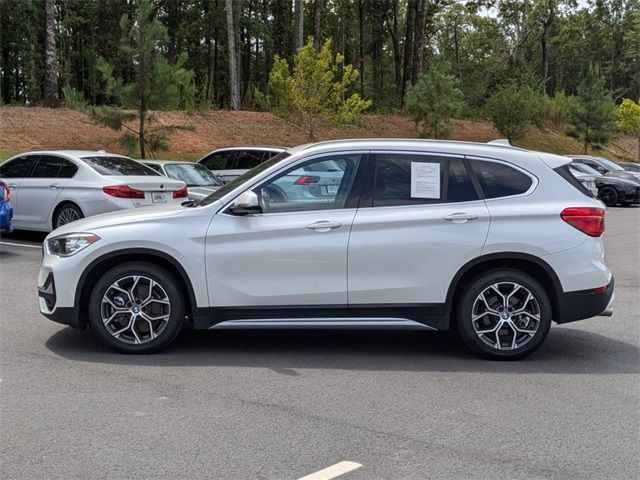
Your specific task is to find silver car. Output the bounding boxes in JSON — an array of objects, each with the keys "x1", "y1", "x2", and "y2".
[
  {"x1": 141, "y1": 160, "x2": 223, "y2": 201},
  {"x1": 0, "y1": 150, "x2": 187, "y2": 232},
  {"x1": 568, "y1": 163, "x2": 598, "y2": 197},
  {"x1": 197, "y1": 146, "x2": 285, "y2": 183}
]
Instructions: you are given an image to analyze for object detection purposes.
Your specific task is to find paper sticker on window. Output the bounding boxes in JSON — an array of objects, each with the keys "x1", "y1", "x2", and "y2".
[{"x1": 411, "y1": 162, "x2": 440, "y2": 199}]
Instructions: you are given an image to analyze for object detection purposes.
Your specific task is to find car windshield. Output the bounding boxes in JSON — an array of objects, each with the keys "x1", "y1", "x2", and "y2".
[
  {"x1": 82, "y1": 156, "x2": 159, "y2": 176},
  {"x1": 164, "y1": 163, "x2": 223, "y2": 186},
  {"x1": 571, "y1": 163, "x2": 602, "y2": 176},
  {"x1": 196, "y1": 151, "x2": 291, "y2": 206},
  {"x1": 597, "y1": 157, "x2": 625, "y2": 171}
]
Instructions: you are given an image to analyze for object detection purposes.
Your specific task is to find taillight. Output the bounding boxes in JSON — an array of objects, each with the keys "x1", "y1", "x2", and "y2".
[
  {"x1": 173, "y1": 186, "x2": 188, "y2": 198},
  {"x1": 102, "y1": 185, "x2": 145, "y2": 199},
  {"x1": 293, "y1": 175, "x2": 321, "y2": 185},
  {"x1": 560, "y1": 207, "x2": 605, "y2": 237}
]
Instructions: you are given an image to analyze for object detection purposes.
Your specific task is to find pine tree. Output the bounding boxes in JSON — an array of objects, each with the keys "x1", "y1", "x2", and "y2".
[
  {"x1": 405, "y1": 60, "x2": 464, "y2": 139},
  {"x1": 569, "y1": 67, "x2": 617, "y2": 154},
  {"x1": 485, "y1": 85, "x2": 531, "y2": 143},
  {"x1": 616, "y1": 98, "x2": 640, "y2": 162}
]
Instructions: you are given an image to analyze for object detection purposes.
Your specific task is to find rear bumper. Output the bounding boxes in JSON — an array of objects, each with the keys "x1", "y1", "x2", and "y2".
[
  {"x1": 0, "y1": 203, "x2": 12, "y2": 232},
  {"x1": 555, "y1": 278, "x2": 614, "y2": 324}
]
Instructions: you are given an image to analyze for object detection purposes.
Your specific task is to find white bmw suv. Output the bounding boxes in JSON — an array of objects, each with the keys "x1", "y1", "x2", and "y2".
[{"x1": 38, "y1": 140, "x2": 614, "y2": 360}]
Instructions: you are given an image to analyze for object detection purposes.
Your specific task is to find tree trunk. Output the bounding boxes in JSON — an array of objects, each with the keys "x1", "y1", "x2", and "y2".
[
  {"x1": 293, "y1": 0, "x2": 303, "y2": 50},
  {"x1": 541, "y1": 1, "x2": 555, "y2": 95},
  {"x1": 358, "y1": 0, "x2": 364, "y2": 96},
  {"x1": 44, "y1": 0, "x2": 59, "y2": 107},
  {"x1": 225, "y1": 0, "x2": 240, "y2": 110},
  {"x1": 453, "y1": 14, "x2": 461, "y2": 81},
  {"x1": 411, "y1": 0, "x2": 427, "y2": 85},
  {"x1": 312, "y1": 0, "x2": 322, "y2": 48},
  {"x1": 402, "y1": 0, "x2": 417, "y2": 103},
  {"x1": 385, "y1": 0, "x2": 402, "y2": 106}
]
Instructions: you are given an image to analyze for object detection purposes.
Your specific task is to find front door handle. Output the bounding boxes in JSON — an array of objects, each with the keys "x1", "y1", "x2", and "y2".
[
  {"x1": 443, "y1": 212, "x2": 479, "y2": 223},
  {"x1": 7, "y1": 183, "x2": 17, "y2": 189},
  {"x1": 49, "y1": 183, "x2": 60, "y2": 190},
  {"x1": 306, "y1": 220, "x2": 342, "y2": 232}
]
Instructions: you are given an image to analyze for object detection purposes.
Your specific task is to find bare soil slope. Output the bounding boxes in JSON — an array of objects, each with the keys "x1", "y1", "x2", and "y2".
[{"x1": 0, "y1": 106, "x2": 633, "y2": 160}]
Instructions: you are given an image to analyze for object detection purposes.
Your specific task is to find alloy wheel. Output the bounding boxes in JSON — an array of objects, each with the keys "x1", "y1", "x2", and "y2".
[
  {"x1": 471, "y1": 282, "x2": 541, "y2": 351},
  {"x1": 100, "y1": 275, "x2": 171, "y2": 345},
  {"x1": 56, "y1": 207, "x2": 81, "y2": 227}
]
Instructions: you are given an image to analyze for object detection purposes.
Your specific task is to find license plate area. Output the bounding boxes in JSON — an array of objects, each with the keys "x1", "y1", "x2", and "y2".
[
  {"x1": 322, "y1": 185, "x2": 339, "y2": 195},
  {"x1": 152, "y1": 192, "x2": 167, "y2": 203}
]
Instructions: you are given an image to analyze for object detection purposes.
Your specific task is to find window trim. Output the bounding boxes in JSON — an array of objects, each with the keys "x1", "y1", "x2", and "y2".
[
  {"x1": 221, "y1": 151, "x2": 368, "y2": 216},
  {"x1": 359, "y1": 150, "x2": 480, "y2": 209},
  {"x1": 464, "y1": 155, "x2": 538, "y2": 201}
]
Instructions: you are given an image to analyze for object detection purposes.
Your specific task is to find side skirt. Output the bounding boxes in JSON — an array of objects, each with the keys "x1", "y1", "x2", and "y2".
[{"x1": 191, "y1": 304, "x2": 450, "y2": 331}]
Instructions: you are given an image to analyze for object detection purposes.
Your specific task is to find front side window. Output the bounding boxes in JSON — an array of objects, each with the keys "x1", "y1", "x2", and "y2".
[
  {"x1": 0, "y1": 156, "x2": 38, "y2": 178},
  {"x1": 470, "y1": 160, "x2": 533, "y2": 199},
  {"x1": 254, "y1": 154, "x2": 360, "y2": 214},
  {"x1": 372, "y1": 154, "x2": 477, "y2": 207},
  {"x1": 200, "y1": 152, "x2": 232, "y2": 170},
  {"x1": 32, "y1": 156, "x2": 78, "y2": 178},
  {"x1": 231, "y1": 151, "x2": 266, "y2": 170},
  {"x1": 82, "y1": 156, "x2": 159, "y2": 176},
  {"x1": 164, "y1": 164, "x2": 222, "y2": 186}
]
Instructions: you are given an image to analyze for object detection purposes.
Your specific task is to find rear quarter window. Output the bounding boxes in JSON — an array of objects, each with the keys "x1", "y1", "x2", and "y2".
[{"x1": 470, "y1": 160, "x2": 533, "y2": 199}]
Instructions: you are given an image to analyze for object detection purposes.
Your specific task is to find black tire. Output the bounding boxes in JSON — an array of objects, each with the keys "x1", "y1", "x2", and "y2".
[
  {"x1": 456, "y1": 269, "x2": 552, "y2": 360},
  {"x1": 598, "y1": 186, "x2": 619, "y2": 207},
  {"x1": 53, "y1": 202, "x2": 84, "y2": 229},
  {"x1": 88, "y1": 262, "x2": 185, "y2": 353}
]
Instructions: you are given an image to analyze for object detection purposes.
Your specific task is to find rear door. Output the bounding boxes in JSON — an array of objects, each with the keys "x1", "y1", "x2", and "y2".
[
  {"x1": 0, "y1": 155, "x2": 39, "y2": 226},
  {"x1": 348, "y1": 152, "x2": 490, "y2": 308},
  {"x1": 18, "y1": 155, "x2": 78, "y2": 228}
]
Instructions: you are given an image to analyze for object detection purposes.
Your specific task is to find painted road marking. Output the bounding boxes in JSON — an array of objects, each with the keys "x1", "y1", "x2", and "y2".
[
  {"x1": 0, "y1": 241, "x2": 41, "y2": 249},
  {"x1": 297, "y1": 461, "x2": 362, "y2": 480}
]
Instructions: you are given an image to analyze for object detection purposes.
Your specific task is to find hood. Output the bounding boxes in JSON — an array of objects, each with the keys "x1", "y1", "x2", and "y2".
[
  {"x1": 47, "y1": 202, "x2": 187, "y2": 239},
  {"x1": 187, "y1": 185, "x2": 220, "y2": 200},
  {"x1": 607, "y1": 171, "x2": 640, "y2": 183},
  {"x1": 596, "y1": 175, "x2": 640, "y2": 187}
]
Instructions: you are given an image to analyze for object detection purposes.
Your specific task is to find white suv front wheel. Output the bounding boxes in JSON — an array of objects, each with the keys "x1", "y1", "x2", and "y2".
[
  {"x1": 88, "y1": 262, "x2": 185, "y2": 353},
  {"x1": 456, "y1": 269, "x2": 552, "y2": 360}
]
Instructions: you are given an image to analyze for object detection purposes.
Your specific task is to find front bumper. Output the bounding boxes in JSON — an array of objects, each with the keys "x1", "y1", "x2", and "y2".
[
  {"x1": 38, "y1": 272, "x2": 84, "y2": 329},
  {"x1": 555, "y1": 278, "x2": 615, "y2": 324}
]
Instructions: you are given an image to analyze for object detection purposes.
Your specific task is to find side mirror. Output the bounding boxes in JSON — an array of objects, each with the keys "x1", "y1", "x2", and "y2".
[
  {"x1": 227, "y1": 190, "x2": 261, "y2": 215},
  {"x1": 597, "y1": 167, "x2": 607, "y2": 174}
]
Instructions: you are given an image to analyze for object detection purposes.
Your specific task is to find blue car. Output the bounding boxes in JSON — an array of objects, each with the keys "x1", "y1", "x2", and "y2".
[{"x1": 0, "y1": 180, "x2": 13, "y2": 232}]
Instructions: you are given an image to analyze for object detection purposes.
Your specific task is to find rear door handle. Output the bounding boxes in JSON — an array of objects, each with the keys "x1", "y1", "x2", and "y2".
[
  {"x1": 49, "y1": 183, "x2": 60, "y2": 190},
  {"x1": 306, "y1": 221, "x2": 342, "y2": 232},
  {"x1": 443, "y1": 212, "x2": 479, "y2": 223},
  {"x1": 7, "y1": 183, "x2": 17, "y2": 189}
]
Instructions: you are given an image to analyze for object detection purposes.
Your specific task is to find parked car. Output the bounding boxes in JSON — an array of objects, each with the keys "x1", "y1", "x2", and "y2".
[
  {"x1": 0, "y1": 179, "x2": 13, "y2": 232},
  {"x1": 568, "y1": 155, "x2": 640, "y2": 182},
  {"x1": 0, "y1": 151, "x2": 187, "y2": 232},
  {"x1": 618, "y1": 162, "x2": 640, "y2": 173},
  {"x1": 197, "y1": 146, "x2": 285, "y2": 183},
  {"x1": 567, "y1": 164, "x2": 598, "y2": 197},
  {"x1": 570, "y1": 162, "x2": 640, "y2": 206},
  {"x1": 141, "y1": 160, "x2": 222, "y2": 201},
  {"x1": 39, "y1": 140, "x2": 614, "y2": 360}
]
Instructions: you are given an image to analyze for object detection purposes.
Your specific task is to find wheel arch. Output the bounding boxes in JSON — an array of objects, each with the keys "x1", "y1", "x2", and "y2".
[
  {"x1": 75, "y1": 248, "x2": 199, "y2": 329},
  {"x1": 445, "y1": 252, "x2": 563, "y2": 325}
]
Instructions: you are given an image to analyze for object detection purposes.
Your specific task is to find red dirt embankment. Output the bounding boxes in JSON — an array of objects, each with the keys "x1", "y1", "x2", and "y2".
[{"x1": 0, "y1": 106, "x2": 634, "y2": 160}]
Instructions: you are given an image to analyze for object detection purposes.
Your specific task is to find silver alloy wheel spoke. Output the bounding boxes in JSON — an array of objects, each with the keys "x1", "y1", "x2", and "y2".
[
  {"x1": 57, "y1": 207, "x2": 80, "y2": 227},
  {"x1": 100, "y1": 275, "x2": 171, "y2": 345},
  {"x1": 472, "y1": 282, "x2": 541, "y2": 351}
]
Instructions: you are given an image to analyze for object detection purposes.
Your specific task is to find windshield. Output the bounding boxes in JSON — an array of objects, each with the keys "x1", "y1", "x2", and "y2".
[
  {"x1": 164, "y1": 163, "x2": 222, "y2": 186},
  {"x1": 197, "y1": 151, "x2": 291, "y2": 206},
  {"x1": 571, "y1": 163, "x2": 602, "y2": 176},
  {"x1": 82, "y1": 156, "x2": 160, "y2": 176},
  {"x1": 597, "y1": 157, "x2": 625, "y2": 171}
]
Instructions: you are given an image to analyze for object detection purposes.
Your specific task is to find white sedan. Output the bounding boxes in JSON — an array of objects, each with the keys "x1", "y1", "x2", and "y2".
[{"x1": 0, "y1": 150, "x2": 187, "y2": 232}]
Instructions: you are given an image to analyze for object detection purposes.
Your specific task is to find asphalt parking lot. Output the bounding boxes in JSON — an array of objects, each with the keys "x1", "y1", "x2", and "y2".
[{"x1": 0, "y1": 208, "x2": 638, "y2": 480}]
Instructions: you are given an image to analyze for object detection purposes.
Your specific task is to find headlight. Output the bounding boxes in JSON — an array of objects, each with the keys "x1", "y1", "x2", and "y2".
[{"x1": 46, "y1": 233, "x2": 101, "y2": 257}]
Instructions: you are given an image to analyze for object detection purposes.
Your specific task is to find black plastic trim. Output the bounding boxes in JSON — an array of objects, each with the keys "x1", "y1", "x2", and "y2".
[
  {"x1": 555, "y1": 278, "x2": 614, "y2": 323},
  {"x1": 37, "y1": 272, "x2": 56, "y2": 310},
  {"x1": 40, "y1": 307, "x2": 84, "y2": 329}
]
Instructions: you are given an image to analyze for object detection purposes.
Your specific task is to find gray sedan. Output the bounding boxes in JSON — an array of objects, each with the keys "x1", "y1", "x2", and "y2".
[{"x1": 142, "y1": 160, "x2": 222, "y2": 201}]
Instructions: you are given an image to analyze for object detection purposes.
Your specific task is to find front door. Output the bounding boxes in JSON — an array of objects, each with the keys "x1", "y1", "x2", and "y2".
[{"x1": 205, "y1": 153, "x2": 364, "y2": 308}]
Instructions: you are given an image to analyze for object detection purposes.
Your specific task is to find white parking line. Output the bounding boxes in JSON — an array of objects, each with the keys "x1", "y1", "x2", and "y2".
[
  {"x1": 0, "y1": 241, "x2": 41, "y2": 249},
  {"x1": 297, "y1": 461, "x2": 362, "y2": 480}
]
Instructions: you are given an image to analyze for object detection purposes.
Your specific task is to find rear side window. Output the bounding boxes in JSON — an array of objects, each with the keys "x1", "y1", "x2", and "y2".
[
  {"x1": 200, "y1": 152, "x2": 232, "y2": 170},
  {"x1": 372, "y1": 154, "x2": 478, "y2": 207},
  {"x1": 82, "y1": 156, "x2": 159, "y2": 176},
  {"x1": 32, "y1": 156, "x2": 78, "y2": 178},
  {"x1": 231, "y1": 151, "x2": 266, "y2": 169},
  {"x1": 0, "y1": 156, "x2": 38, "y2": 178},
  {"x1": 470, "y1": 160, "x2": 532, "y2": 198}
]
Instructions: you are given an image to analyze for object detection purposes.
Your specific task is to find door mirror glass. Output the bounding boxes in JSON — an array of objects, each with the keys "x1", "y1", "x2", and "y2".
[
  {"x1": 596, "y1": 167, "x2": 607, "y2": 174},
  {"x1": 228, "y1": 190, "x2": 261, "y2": 215}
]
